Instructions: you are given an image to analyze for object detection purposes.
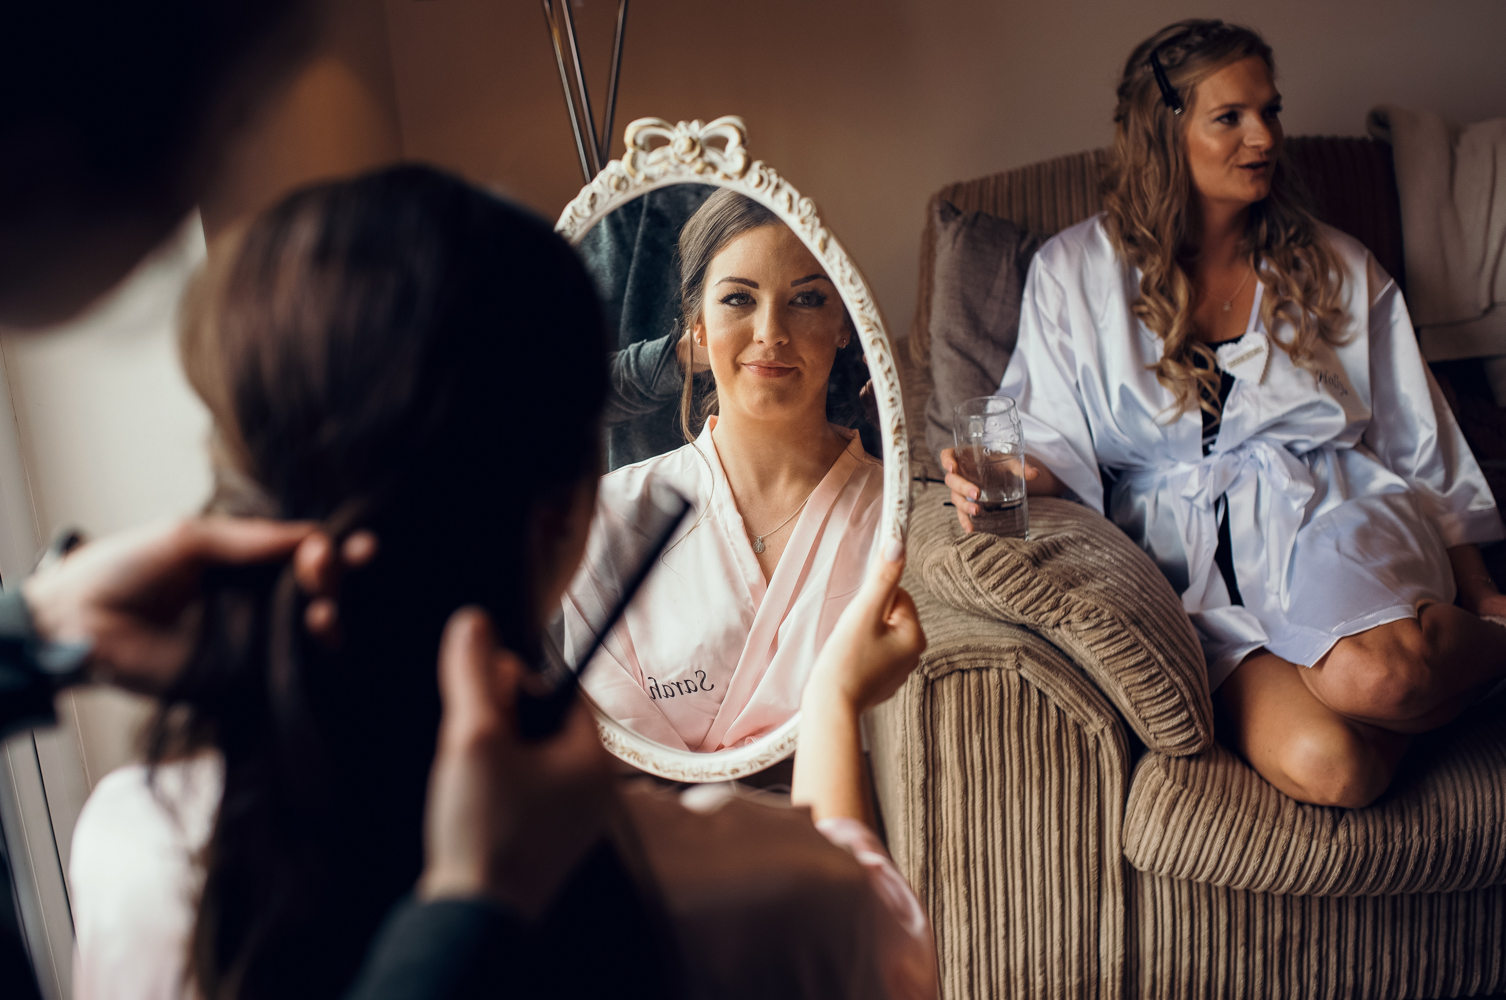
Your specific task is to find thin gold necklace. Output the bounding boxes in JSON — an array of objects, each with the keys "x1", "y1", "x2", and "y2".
[
  {"x1": 746, "y1": 492, "x2": 814, "y2": 554},
  {"x1": 1209, "y1": 264, "x2": 1254, "y2": 312}
]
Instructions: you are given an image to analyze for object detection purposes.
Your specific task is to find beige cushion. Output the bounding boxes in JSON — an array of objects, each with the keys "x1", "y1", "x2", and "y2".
[
  {"x1": 1123, "y1": 698, "x2": 1506, "y2": 896},
  {"x1": 913, "y1": 491, "x2": 1212, "y2": 757}
]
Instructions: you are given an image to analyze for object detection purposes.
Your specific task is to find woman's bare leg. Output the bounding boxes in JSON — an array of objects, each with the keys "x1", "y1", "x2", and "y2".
[
  {"x1": 1301, "y1": 604, "x2": 1506, "y2": 734},
  {"x1": 1218, "y1": 606, "x2": 1506, "y2": 807},
  {"x1": 1217, "y1": 650, "x2": 1411, "y2": 808}
]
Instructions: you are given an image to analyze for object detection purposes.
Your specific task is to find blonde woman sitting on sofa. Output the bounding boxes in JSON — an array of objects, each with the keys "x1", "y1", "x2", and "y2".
[{"x1": 943, "y1": 19, "x2": 1506, "y2": 809}]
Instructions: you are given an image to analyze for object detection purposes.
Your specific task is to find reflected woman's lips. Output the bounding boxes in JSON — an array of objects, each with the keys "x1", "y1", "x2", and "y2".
[{"x1": 743, "y1": 362, "x2": 796, "y2": 378}]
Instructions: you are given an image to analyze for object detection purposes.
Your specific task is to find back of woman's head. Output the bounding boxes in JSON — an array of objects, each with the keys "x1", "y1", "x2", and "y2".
[
  {"x1": 1102, "y1": 19, "x2": 1344, "y2": 419},
  {"x1": 159, "y1": 164, "x2": 608, "y2": 1000}
]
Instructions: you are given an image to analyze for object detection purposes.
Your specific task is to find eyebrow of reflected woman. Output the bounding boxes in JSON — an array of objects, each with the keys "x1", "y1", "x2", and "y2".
[{"x1": 714, "y1": 273, "x2": 832, "y2": 290}]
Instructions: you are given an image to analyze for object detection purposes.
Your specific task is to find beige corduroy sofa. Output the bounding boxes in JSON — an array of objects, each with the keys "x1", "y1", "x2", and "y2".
[{"x1": 868, "y1": 138, "x2": 1506, "y2": 1000}]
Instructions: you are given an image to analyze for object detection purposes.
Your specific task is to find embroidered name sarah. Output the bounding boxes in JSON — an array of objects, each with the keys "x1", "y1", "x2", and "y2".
[{"x1": 647, "y1": 670, "x2": 716, "y2": 699}]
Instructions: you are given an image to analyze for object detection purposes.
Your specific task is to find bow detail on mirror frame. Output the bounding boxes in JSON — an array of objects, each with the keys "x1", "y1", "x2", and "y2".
[{"x1": 622, "y1": 116, "x2": 751, "y2": 181}]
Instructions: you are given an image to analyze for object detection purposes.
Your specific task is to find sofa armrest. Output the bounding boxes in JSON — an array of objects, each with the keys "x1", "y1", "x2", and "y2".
[
  {"x1": 868, "y1": 549, "x2": 1130, "y2": 1000},
  {"x1": 910, "y1": 486, "x2": 1213, "y2": 757}
]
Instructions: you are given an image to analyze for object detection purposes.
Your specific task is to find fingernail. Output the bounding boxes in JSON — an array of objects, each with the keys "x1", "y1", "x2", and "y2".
[{"x1": 883, "y1": 537, "x2": 904, "y2": 562}]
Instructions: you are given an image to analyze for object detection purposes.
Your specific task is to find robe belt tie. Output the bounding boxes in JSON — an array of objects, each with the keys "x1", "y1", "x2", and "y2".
[{"x1": 1170, "y1": 437, "x2": 1317, "y2": 615}]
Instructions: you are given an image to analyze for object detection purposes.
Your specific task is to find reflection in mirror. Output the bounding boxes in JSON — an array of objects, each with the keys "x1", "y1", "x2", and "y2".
[{"x1": 557, "y1": 186, "x2": 882, "y2": 755}]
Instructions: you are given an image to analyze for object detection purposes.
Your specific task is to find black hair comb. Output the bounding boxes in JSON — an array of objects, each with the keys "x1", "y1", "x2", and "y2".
[
  {"x1": 516, "y1": 494, "x2": 692, "y2": 740},
  {"x1": 1149, "y1": 48, "x2": 1184, "y2": 115}
]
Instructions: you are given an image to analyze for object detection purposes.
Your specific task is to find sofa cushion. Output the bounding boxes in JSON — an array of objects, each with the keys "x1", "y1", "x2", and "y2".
[
  {"x1": 922, "y1": 201, "x2": 1046, "y2": 468},
  {"x1": 1123, "y1": 700, "x2": 1506, "y2": 896},
  {"x1": 916, "y1": 492, "x2": 1212, "y2": 757}
]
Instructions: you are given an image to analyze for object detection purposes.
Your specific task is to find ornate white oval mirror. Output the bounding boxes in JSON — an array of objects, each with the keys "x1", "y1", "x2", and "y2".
[{"x1": 552, "y1": 116, "x2": 907, "y2": 782}]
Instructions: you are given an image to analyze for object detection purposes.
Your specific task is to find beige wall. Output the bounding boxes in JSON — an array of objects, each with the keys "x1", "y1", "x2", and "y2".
[
  {"x1": 202, "y1": 0, "x2": 404, "y2": 239},
  {"x1": 381, "y1": 0, "x2": 1506, "y2": 338}
]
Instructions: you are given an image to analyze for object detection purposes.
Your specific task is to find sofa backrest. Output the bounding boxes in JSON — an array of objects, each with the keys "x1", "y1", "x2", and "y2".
[{"x1": 908, "y1": 136, "x2": 1405, "y2": 369}]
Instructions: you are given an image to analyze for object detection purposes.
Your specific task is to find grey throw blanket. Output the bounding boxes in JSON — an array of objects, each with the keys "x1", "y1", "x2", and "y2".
[{"x1": 1367, "y1": 105, "x2": 1506, "y2": 362}]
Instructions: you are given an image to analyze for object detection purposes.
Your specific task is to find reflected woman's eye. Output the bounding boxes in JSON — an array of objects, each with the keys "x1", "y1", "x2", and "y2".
[
  {"x1": 1265, "y1": 103, "x2": 1283, "y2": 119},
  {"x1": 792, "y1": 290, "x2": 829, "y2": 308},
  {"x1": 718, "y1": 291, "x2": 754, "y2": 307},
  {"x1": 1216, "y1": 111, "x2": 1239, "y2": 126}
]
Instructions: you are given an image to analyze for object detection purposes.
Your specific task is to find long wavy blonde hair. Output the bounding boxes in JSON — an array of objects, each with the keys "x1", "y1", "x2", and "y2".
[{"x1": 1103, "y1": 19, "x2": 1347, "y2": 420}]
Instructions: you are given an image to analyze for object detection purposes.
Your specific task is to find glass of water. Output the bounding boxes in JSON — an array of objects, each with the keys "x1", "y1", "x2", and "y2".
[{"x1": 952, "y1": 395, "x2": 1029, "y2": 539}]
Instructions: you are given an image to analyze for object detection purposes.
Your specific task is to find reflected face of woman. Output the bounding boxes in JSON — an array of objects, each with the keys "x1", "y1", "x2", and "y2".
[
  {"x1": 693, "y1": 223, "x2": 848, "y2": 423},
  {"x1": 1185, "y1": 55, "x2": 1284, "y2": 211}
]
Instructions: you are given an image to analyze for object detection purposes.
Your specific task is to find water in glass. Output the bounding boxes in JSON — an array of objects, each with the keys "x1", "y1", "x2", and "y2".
[{"x1": 953, "y1": 396, "x2": 1029, "y2": 539}]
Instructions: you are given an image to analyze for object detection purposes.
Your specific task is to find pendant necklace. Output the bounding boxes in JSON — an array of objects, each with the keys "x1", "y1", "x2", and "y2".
[
  {"x1": 747, "y1": 492, "x2": 814, "y2": 554},
  {"x1": 1212, "y1": 264, "x2": 1254, "y2": 312}
]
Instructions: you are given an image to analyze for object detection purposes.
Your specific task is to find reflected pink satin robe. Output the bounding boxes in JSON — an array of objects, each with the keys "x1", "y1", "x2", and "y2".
[{"x1": 562, "y1": 417, "x2": 883, "y2": 752}]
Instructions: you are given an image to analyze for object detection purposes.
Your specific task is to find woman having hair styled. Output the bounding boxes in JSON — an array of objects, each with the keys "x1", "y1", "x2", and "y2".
[
  {"x1": 562, "y1": 189, "x2": 885, "y2": 753},
  {"x1": 66, "y1": 165, "x2": 656, "y2": 1000},
  {"x1": 944, "y1": 19, "x2": 1506, "y2": 809},
  {"x1": 66, "y1": 165, "x2": 935, "y2": 1000}
]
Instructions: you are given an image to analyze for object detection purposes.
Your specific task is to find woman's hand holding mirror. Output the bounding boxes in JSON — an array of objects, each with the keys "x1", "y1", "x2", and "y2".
[
  {"x1": 794, "y1": 542, "x2": 924, "y2": 826},
  {"x1": 801, "y1": 543, "x2": 924, "y2": 714}
]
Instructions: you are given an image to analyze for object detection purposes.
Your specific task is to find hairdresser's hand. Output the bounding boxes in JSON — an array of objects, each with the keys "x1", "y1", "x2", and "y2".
[
  {"x1": 803, "y1": 541, "x2": 925, "y2": 716},
  {"x1": 939, "y1": 447, "x2": 1064, "y2": 533},
  {"x1": 675, "y1": 330, "x2": 711, "y2": 374},
  {"x1": 292, "y1": 529, "x2": 379, "y2": 648},
  {"x1": 22, "y1": 517, "x2": 316, "y2": 693},
  {"x1": 859, "y1": 378, "x2": 880, "y2": 429},
  {"x1": 418, "y1": 608, "x2": 614, "y2": 920}
]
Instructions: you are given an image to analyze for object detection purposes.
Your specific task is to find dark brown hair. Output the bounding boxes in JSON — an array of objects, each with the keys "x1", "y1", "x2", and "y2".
[
  {"x1": 1102, "y1": 19, "x2": 1345, "y2": 419},
  {"x1": 153, "y1": 165, "x2": 610, "y2": 1000}
]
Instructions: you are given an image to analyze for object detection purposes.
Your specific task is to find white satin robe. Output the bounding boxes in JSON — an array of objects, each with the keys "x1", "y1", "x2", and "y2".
[
  {"x1": 562, "y1": 416, "x2": 883, "y2": 751},
  {"x1": 1001, "y1": 216, "x2": 1504, "y2": 691}
]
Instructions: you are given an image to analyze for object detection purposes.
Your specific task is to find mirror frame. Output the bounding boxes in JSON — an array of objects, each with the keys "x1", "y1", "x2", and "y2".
[{"x1": 556, "y1": 116, "x2": 908, "y2": 782}]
